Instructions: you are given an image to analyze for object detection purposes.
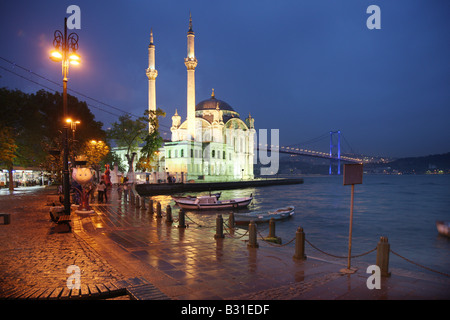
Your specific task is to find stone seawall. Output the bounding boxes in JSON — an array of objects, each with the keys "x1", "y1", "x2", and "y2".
[{"x1": 135, "y1": 178, "x2": 304, "y2": 196}]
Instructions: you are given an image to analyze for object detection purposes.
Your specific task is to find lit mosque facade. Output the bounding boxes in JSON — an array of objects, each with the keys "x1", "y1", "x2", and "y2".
[{"x1": 118, "y1": 14, "x2": 255, "y2": 182}]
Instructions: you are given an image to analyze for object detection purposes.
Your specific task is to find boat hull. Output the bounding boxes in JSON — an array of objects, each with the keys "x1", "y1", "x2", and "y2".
[
  {"x1": 235, "y1": 207, "x2": 295, "y2": 225},
  {"x1": 175, "y1": 198, "x2": 252, "y2": 210}
]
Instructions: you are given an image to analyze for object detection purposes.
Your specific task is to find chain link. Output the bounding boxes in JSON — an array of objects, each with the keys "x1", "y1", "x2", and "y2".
[
  {"x1": 136, "y1": 200, "x2": 450, "y2": 278},
  {"x1": 256, "y1": 229, "x2": 296, "y2": 247},
  {"x1": 305, "y1": 238, "x2": 377, "y2": 259},
  {"x1": 390, "y1": 249, "x2": 450, "y2": 278}
]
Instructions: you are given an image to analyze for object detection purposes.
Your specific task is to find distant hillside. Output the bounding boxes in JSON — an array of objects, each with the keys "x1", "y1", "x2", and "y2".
[
  {"x1": 255, "y1": 152, "x2": 450, "y2": 175},
  {"x1": 382, "y1": 152, "x2": 450, "y2": 174}
]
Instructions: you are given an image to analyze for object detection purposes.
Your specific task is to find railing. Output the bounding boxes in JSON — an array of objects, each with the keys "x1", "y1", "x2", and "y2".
[{"x1": 123, "y1": 193, "x2": 450, "y2": 279}]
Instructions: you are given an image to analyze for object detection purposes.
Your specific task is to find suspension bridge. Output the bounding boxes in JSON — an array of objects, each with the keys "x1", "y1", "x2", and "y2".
[{"x1": 255, "y1": 130, "x2": 364, "y2": 175}]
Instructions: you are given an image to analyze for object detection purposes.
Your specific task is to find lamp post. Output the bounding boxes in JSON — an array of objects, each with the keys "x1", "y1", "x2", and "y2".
[
  {"x1": 66, "y1": 118, "x2": 81, "y2": 143},
  {"x1": 50, "y1": 17, "x2": 80, "y2": 214}
]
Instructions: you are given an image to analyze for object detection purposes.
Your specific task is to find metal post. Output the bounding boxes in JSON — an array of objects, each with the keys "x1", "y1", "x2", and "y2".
[
  {"x1": 214, "y1": 214, "x2": 224, "y2": 239},
  {"x1": 147, "y1": 199, "x2": 153, "y2": 214},
  {"x1": 293, "y1": 227, "x2": 306, "y2": 260},
  {"x1": 156, "y1": 202, "x2": 162, "y2": 218},
  {"x1": 268, "y1": 218, "x2": 276, "y2": 238},
  {"x1": 135, "y1": 195, "x2": 140, "y2": 208},
  {"x1": 130, "y1": 192, "x2": 134, "y2": 205},
  {"x1": 166, "y1": 205, "x2": 173, "y2": 224},
  {"x1": 376, "y1": 236, "x2": 391, "y2": 277},
  {"x1": 337, "y1": 130, "x2": 341, "y2": 175},
  {"x1": 228, "y1": 212, "x2": 235, "y2": 228},
  {"x1": 61, "y1": 18, "x2": 71, "y2": 215},
  {"x1": 346, "y1": 184, "x2": 355, "y2": 270},
  {"x1": 141, "y1": 196, "x2": 146, "y2": 210},
  {"x1": 247, "y1": 220, "x2": 259, "y2": 248},
  {"x1": 329, "y1": 131, "x2": 333, "y2": 175},
  {"x1": 178, "y1": 209, "x2": 186, "y2": 228}
]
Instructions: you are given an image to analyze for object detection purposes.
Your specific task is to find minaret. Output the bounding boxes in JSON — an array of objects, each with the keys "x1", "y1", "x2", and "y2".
[
  {"x1": 184, "y1": 13, "x2": 198, "y2": 140},
  {"x1": 146, "y1": 29, "x2": 158, "y2": 132}
]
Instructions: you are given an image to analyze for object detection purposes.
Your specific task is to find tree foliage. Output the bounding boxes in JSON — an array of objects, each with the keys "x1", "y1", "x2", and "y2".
[
  {"x1": 0, "y1": 125, "x2": 18, "y2": 190},
  {"x1": 108, "y1": 108, "x2": 165, "y2": 172},
  {"x1": 0, "y1": 88, "x2": 106, "y2": 175}
]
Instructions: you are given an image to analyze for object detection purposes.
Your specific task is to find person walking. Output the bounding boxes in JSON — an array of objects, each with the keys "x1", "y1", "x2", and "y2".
[{"x1": 97, "y1": 181, "x2": 106, "y2": 203}]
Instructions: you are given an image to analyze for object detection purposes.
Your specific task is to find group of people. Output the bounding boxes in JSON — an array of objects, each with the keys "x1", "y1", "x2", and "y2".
[{"x1": 69, "y1": 164, "x2": 134, "y2": 205}]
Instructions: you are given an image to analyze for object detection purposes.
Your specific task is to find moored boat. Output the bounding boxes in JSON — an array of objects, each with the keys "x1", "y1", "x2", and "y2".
[
  {"x1": 173, "y1": 194, "x2": 252, "y2": 210},
  {"x1": 234, "y1": 206, "x2": 295, "y2": 225},
  {"x1": 436, "y1": 221, "x2": 450, "y2": 237},
  {"x1": 172, "y1": 192, "x2": 221, "y2": 202}
]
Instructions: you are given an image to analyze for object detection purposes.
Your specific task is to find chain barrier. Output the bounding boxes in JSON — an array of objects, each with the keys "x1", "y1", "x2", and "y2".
[
  {"x1": 256, "y1": 229, "x2": 296, "y2": 247},
  {"x1": 223, "y1": 221, "x2": 249, "y2": 239},
  {"x1": 390, "y1": 249, "x2": 450, "y2": 278},
  {"x1": 133, "y1": 200, "x2": 450, "y2": 278},
  {"x1": 305, "y1": 238, "x2": 377, "y2": 259},
  {"x1": 184, "y1": 212, "x2": 215, "y2": 228}
]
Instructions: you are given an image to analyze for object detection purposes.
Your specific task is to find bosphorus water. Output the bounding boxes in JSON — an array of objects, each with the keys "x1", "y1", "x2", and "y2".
[{"x1": 165, "y1": 174, "x2": 450, "y2": 281}]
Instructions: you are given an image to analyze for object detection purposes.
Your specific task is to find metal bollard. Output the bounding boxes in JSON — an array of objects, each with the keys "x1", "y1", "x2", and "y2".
[
  {"x1": 214, "y1": 214, "x2": 224, "y2": 239},
  {"x1": 135, "y1": 195, "x2": 140, "y2": 208},
  {"x1": 178, "y1": 209, "x2": 186, "y2": 228},
  {"x1": 293, "y1": 227, "x2": 307, "y2": 260},
  {"x1": 166, "y1": 205, "x2": 173, "y2": 224},
  {"x1": 141, "y1": 197, "x2": 146, "y2": 210},
  {"x1": 247, "y1": 220, "x2": 259, "y2": 248},
  {"x1": 147, "y1": 199, "x2": 154, "y2": 215},
  {"x1": 265, "y1": 218, "x2": 282, "y2": 244},
  {"x1": 268, "y1": 218, "x2": 276, "y2": 238},
  {"x1": 376, "y1": 236, "x2": 391, "y2": 277},
  {"x1": 156, "y1": 202, "x2": 162, "y2": 218},
  {"x1": 228, "y1": 212, "x2": 235, "y2": 228}
]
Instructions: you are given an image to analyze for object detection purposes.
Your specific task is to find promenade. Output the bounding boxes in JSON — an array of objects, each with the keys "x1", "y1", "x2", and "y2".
[{"x1": 1, "y1": 185, "x2": 449, "y2": 302}]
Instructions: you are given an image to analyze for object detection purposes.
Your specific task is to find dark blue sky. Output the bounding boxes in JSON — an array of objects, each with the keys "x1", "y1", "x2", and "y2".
[{"x1": 1, "y1": 0, "x2": 449, "y2": 158}]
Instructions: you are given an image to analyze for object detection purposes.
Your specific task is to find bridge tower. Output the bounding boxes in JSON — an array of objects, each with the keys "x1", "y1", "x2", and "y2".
[{"x1": 329, "y1": 131, "x2": 341, "y2": 175}]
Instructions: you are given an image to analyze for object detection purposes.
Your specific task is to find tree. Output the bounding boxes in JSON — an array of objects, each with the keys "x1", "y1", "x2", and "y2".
[
  {"x1": 107, "y1": 108, "x2": 165, "y2": 172},
  {"x1": 101, "y1": 150, "x2": 126, "y2": 173},
  {"x1": 0, "y1": 88, "x2": 107, "y2": 182},
  {"x1": 136, "y1": 109, "x2": 165, "y2": 172},
  {"x1": 81, "y1": 140, "x2": 110, "y2": 182},
  {"x1": 0, "y1": 125, "x2": 18, "y2": 191}
]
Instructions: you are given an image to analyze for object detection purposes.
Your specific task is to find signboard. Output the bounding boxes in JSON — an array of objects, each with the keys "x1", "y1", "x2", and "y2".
[{"x1": 343, "y1": 164, "x2": 363, "y2": 185}]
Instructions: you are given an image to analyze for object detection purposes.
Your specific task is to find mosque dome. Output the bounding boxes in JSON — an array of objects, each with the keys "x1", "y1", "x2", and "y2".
[{"x1": 195, "y1": 89, "x2": 240, "y2": 122}]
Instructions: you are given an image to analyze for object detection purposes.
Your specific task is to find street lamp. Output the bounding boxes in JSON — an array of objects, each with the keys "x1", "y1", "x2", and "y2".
[
  {"x1": 50, "y1": 17, "x2": 80, "y2": 214},
  {"x1": 66, "y1": 118, "x2": 81, "y2": 143}
]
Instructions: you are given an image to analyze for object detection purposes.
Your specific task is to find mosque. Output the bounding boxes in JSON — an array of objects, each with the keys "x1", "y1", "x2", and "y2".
[{"x1": 117, "y1": 14, "x2": 256, "y2": 182}]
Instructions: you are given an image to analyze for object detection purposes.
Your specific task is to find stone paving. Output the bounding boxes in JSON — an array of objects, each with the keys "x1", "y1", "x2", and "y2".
[
  {"x1": 1, "y1": 185, "x2": 449, "y2": 301},
  {"x1": 0, "y1": 186, "x2": 129, "y2": 299}
]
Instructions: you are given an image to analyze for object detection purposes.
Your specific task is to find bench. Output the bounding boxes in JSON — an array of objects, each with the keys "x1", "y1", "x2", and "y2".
[
  {"x1": 49, "y1": 206, "x2": 64, "y2": 222},
  {"x1": 57, "y1": 215, "x2": 71, "y2": 224},
  {"x1": 54, "y1": 214, "x2": 71, "y2": 233},
  {"x1": 0, "y1": 213, "x2": 11, "y2": 225},
  {"x1": 46, "y1": 195, "x2": 62, "y2": 206}
]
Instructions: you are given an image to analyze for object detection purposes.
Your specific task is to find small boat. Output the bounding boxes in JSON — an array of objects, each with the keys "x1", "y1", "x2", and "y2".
[
  {"x1": 172, "y1": 192, "x2": 221, "y2": 202},
  {"x1": 234, "y1": 206, "x2": 295, "y2": 225},
  {"x1": 436, "y1": 221, "x2": 450, "y2": 237},
  {"x1": 173, "y1": 194, "x2": 252, "y2": 210}
]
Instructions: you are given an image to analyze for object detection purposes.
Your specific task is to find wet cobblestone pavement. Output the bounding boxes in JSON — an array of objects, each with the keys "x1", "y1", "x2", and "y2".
[
  {"x1": 0, "y1": 187, "x2": 129, "y2": 299},
  {"x1": 1, "y1": 186, "x2": 449, "y2": 301}
]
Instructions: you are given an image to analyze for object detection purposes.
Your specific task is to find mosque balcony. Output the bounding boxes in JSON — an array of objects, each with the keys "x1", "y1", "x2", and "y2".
[
  {"x1": 184, "y1": 57, "x2": 198, "y2": 70},
  {"x1": 146, "y1": 68, "x2": 158, "y2": 80}
]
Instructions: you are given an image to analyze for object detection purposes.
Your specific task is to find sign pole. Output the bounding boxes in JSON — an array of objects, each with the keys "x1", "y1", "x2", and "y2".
[
  {"x1": 347, "y1": 183, "x2": 355, "y2": 270},
  {"x1": 341, "y1": 163, "x2": 363, "y2": 274}
]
